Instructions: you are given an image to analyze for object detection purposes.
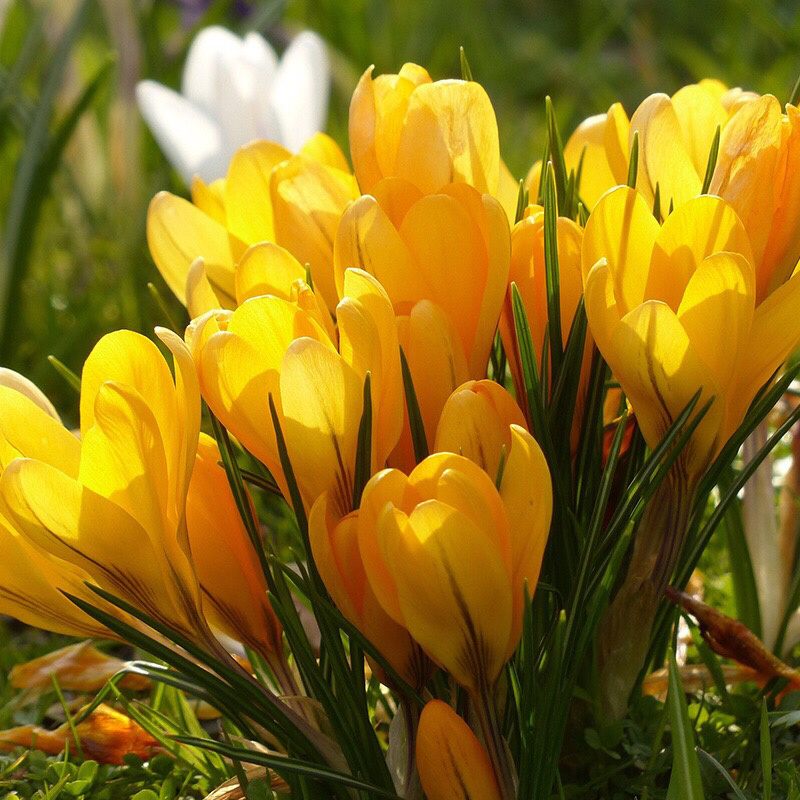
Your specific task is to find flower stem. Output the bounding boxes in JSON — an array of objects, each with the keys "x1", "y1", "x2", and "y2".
[
  {"x1": 597, "y1": 466, "x2": 695, "y2": 721},
  {"x1": 472, "y1": 685, "x2": 516, "y2": 800}
]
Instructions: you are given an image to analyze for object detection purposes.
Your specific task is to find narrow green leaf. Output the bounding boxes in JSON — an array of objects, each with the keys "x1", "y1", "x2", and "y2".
[
  {"x1": 762, "y1": 701, "x2": 773, "y2": 800},
  {"x1": 459, "y1": 46, "x2": 473, "y2": 81},
  {"x1": 789, "y1": 70, "x2": 800, "y2": 107},
  {"x1": 666, "y1": 648, "x2": 705, "y2": 800},
  {"x1": 719, "y1": 469, "x2": 762, "y2": 636},
  {"x1": 514, "y1": 178, "x2": 527, "y2": 223},
  {"x1": 627, "y1": 131, "x2": 639, "y2": 189},
  {"x1": 47, "y1": 355, "x2": 80, "y2": 393},
  {"x1": 542, "y1": 162, "x2": 563, "y2": 377},
  {"x1": 545, "y1": 96, "x2": 568, "y2": 208},
  {"x1": 147, "y1": 282, "x2": 181, "y2": 332},
  {"x1": 399, "y1": 346, "x2": 428, "y2": 463},
  {"x1": 653, "y1": 182, "x2": 663, "y2": 223},
  {"x1": 351, "y1": 372, "x2": 372, "y2": 508},
  {"x1": 171, "y1": 736, "x2": 398, "y2": 799},
  {"x1": 0, "y1": 0, "x2": 96, "y2": 358},
  {"x1": 696, "y1": 750, "x2": 745, "y2": 799},
  {"x1": 701, "y1": 125, "x2": 721, "y2": 194}
]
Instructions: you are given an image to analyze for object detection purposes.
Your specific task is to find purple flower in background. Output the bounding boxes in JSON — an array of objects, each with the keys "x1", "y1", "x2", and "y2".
[{"x1": 175, "y1": 0, "x2": 252, "y2": 28}]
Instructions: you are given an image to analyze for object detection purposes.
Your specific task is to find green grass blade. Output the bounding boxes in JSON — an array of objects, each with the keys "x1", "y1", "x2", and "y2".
[
  {"x1": 696, "y1": 750, "x2": 745, "y2": 799},
  {"x1": 762, "y1": 701, "x2": 773, "y2": 800},
  {"x1": 701, "y1": 125, "x2": 721, "y2": 194},
  {"x1": 351, "y1": 372, "x2": 372, "y2": 508},
  {"x1": 666, "y1": 648, "x2": 705, "y2": 800},
  {"x1": 1, "y1": 0, "x2": 93, "y2": 358},
  {"x1": 399, "y1": 346, "x2": 428, "y2": 463}
]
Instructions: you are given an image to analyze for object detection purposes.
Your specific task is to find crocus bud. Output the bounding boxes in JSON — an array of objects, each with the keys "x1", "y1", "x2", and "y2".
[
  {"x1": 416, "y1": 700, "x2": 501, "y2": 800},
  {"x1": 349, "y1": 64, "x2": 500, "y2": 197}
]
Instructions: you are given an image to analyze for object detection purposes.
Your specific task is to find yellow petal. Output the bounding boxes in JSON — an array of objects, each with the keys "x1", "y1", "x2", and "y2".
[
  {"x1": 583, "y1": 258, "x2": 621, "y2": 359},
  {"x1": 604, "y1": 102, "x2": 631, "y2": 185},
  {"x1": 348, "y1": 64, "x2": 432, "y2": 193},
  {"x1": 333, "y1": 193, "x2": 425, "y2": 304},
  {"x1": 676, "y1": 251, "x2": 754, "y2": 390},
  {"x1": 398, "y1": 189, "x2": 507, "y2": 378},
  {"x1": 300, "y1": 132, "x2": 351, "y2": 173},
  {"x1": 0, "y1": 386, "x2": 79, "y2": 476},
  {"x1": 196, "y1": 296, "x2": 332, "y2": 492},
  {"x1": 337, "y1": 269, "x2": 404, "y2": 470},
  {"x1": 394, "y1": 80, "x2": 500, "y2": 195},
  {"x1": 670, "y1": 84, "x2": 728, "y2": 176},
  {"x1": 1, "y1": 459, "x2": 189, "y2": 630},
  {"x1": 271, "y1": 154, "x2": 360, "y2": 313},
  {"x1": 761, "y1": 105, "x2": 800, "y2": 297},
  {"x1": 377, "y1": 497, "x2": 512, "y2": 690},
  {"x1": 188, "y1": 434, "x2": 282, "y2": 654},
  {"x1": 190, "y1": 176, "x2": 226, "y2": 225},
  {"x1": 186, "y1": 257, "x2": 228, "y2": 318},
  {"x1": 434, "y1": 379, "x2": 526, "y2": 480},
  {"x1": 563, "y1": 112, "x2": 616, "y2": 210},
  {"x1": 630, "y1": 93, "x2": 702, "y2": 208},
  {"x1": 357, "y1": 468, "x2": 410, "y2": 624},
  {"x1": 280, "y1": 338, "x2": 363, "y2": 515},
  {"x1": 0, "y1": 514, "x2": 108, "y2": 638},
  {"x1": 234, "y1": 242, "x2": 305, "y2": 304},
  {"x1": 80, "y1": 331, "x2": 176, "y2": 441},
  {"x1": 610, "y1": 301, "x2": 723, "y2": 476},
  {"x1": 416, "y1": 700, "x2": 502, "y2": 800},
  {"x1": 147, "y1": 192, "x2": 242, "y2": 307},
  {"x1": 709, "y1": 94, "x2": 783, "y2": 286},
  {"x1": 310, "y1": 494, "x2": 424, "y2": 686},
  {"x1": 582, "y1": 186, "x2": 658, "y2": 314},
  {"x1": 728, "y1": 268, "x2": 800, "y2": 430},
  {"x1": 648, "y1": 194, "x2": 754, "y2": 311},
  {"x1": 496, "y1": 158, "x2": 520, "y2": 222},
  {"x1": 394, "y1": 300, "x2": 470, "y2": 468},
  {"x1": 0, "y1": 368, "x2": 60, "y2": 421},
  {"x1": 500, "y1": 425, "x2": 552, "y2": 658},
  {"x1": 224, "y1": 140, "x2": 291, "y2": 244}
]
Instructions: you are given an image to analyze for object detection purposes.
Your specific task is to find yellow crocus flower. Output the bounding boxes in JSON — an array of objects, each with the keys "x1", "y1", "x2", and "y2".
[
  {"x1": 147, "y1": 133, "x2": 358, "y2": 315},
  {"x1": 309, "y1": 493, "x2": 431, "y2": 689},
  {"x1": 358, "y1": 436, "x2": 551, "y2": 691},
  {"x1": 584, "y1": 186, "x2": 800, "y2": 718},
  {"x1": 186, "y1": 434, "x2": 283, "y2": 659},
  {"x1": 0, "y1": 329, "x2": 205, "y2": 641},
  {"x1": 415, "y1": 700, "x2": 502, "y2": 800},
  {"x1": 434, "y1": 379, "x2": 527, "y2": 481},
  {"x1": 190, "y1": 268, "x2": 404, "y2": 516},
  {"x1": 349, "y1": 64, "x2": 500, "y2": 197},
  {"x1": 582, "y1": 187, "x2": 778, "y2": 477},
  {"x1": 710, "y1": 96, "x2": 800, "y2": 302},
  {"x1": 334, "y1": 178, "x2": 510, "y2": 382},
  {"x1": 433, "y1": 382, "x2": 552, "y2": 656},
  {"x1": 0, "y1": 375, "x2": 112, "y2": 639},
  {"x1": 358, "y1": 453, "x2": 513, "y2": 693}
]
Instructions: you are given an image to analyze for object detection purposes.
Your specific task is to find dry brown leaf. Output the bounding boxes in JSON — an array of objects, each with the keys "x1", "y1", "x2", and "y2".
[
  {"x1": 666, "y1": 586, "x2": 800, "y2": 691},
  {"x1": 10, "y1": 641, "x2": 150, "y2": 692}
]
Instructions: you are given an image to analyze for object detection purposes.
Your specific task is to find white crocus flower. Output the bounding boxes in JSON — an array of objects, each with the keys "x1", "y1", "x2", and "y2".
[{"x1": 136, "y1": 26, "x2": 330, "y2": 184}]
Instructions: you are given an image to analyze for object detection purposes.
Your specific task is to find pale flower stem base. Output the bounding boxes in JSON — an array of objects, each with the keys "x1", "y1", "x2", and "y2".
[
  {"x1": 472, "y1": 686, "x2": 517, "y2": 800},
  {"x1": 597, "y1": 469, "x2": 694, "y2": 721}
]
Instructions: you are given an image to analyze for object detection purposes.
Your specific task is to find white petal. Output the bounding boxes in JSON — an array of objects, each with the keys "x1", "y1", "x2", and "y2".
[
  {"x1": 242, "y1": 31, "x2": 278, "y2": 81},
  {"x1": 181, "y1": 25, "x2": 245, "y2": 115},
  {"x1": 215, "y1": 52, "x2": 274, "y2": 153},
  {"x1": 136, "y1": 80, "x2": 228, "y2": 183},
  {"x1": 270, "y1": 31, "x2": 330, "y2": 151}
]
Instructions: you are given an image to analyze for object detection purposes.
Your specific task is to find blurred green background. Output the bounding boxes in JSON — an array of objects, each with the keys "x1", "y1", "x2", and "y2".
[{"x1": 1, "y1": 0, "x2": 798, "y2": 424}]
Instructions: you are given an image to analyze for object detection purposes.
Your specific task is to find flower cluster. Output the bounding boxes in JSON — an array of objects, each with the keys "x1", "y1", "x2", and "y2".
[{"x1": 2, "y1": 49, "x2": 800, "y2": 799}]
